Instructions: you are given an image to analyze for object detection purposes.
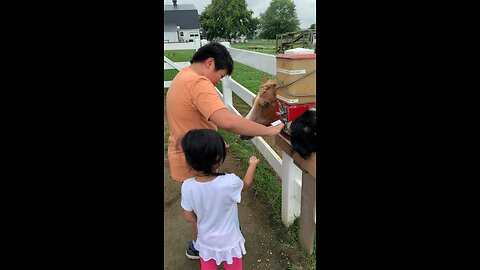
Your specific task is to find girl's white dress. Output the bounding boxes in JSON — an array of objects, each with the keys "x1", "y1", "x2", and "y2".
[{"x1": 181, "y1": 173, "x2": 246, "y2": 265}]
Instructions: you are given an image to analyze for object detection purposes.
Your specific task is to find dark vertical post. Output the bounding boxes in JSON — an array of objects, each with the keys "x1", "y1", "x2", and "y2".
[{"x1": 299, "y1": 171, "x2": 316, "y2": 255}]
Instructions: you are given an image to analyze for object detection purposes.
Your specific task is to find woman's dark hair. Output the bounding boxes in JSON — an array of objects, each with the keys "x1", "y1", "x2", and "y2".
[
  {"x1": 181, "y1": 129, "x2": 227, "y2": 177},
  {"x1": 190, "y1": 42, "x2": 234, "y2": 75}
]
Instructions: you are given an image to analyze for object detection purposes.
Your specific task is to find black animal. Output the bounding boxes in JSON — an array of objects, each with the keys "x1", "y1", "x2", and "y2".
[{"x1": 285, "y1": 107, "x2": 316, "y2": 159}]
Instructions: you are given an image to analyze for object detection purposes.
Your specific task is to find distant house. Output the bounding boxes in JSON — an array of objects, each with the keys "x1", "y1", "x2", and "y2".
[
  {"x1": 231, "y1": 35, "x2": 247, "y2": 43},
  {"x1": 164, "y1": 2, "x2": 200, "y2": 43}
]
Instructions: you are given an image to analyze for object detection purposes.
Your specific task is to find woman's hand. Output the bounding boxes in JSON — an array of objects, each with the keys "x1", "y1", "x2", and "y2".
[{"x1": 265, "y1": 123, "x2": 285, "y2": 136}]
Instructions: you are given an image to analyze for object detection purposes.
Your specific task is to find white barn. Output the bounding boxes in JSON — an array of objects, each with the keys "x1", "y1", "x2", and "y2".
[{"x1": 164, "y1": 1, "x2": 201, "y2": 43}]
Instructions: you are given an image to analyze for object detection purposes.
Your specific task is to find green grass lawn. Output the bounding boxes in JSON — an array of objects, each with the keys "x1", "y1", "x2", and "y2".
[
  {"x1": 164, "y1": 49, "x2": 194, "y2": 81},
  {"x1": 231, "y1": 40, "x2": 277, "y2": 55},
  {"x1": 164, "y1": 50, "x2": 196, "y2": 62},
  {"x1": 231, "y1": 39, "x2": 313, "y2": 55},
  {"x1": 230, "y1": 61, "x2": 273, "y2": 94},
  {"x1": 163, "y1": 50, "x2": 316, "y2": 269},
  {"x1": 164, "y1": 69, "x2": 178, "y2": 81}
]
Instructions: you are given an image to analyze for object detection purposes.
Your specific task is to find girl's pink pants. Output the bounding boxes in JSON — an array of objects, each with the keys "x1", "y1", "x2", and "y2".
[{"x1": 200, "y1": 257, "x2": 242, "y2": 270}]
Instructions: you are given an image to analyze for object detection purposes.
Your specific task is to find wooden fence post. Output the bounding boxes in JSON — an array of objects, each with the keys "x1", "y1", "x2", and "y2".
[
  {"x1": 281, "y1": 151, "x2": 302, "y2": 227},
  {"x1": 299, "y1": 171, "x2": 316, "y2": 254}
]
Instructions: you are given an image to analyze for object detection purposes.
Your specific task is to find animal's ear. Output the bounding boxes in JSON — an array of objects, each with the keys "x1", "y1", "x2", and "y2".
[
  {"x1": 272, "y1": 80, "x2": 278, "y2": 89},
  {"x1": 263, "y1": 76, "x2": 269, "y2": 83}
]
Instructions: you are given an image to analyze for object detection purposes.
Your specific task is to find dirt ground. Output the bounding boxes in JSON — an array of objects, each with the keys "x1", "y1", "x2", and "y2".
[{"x1": 163, "y1": 95, "x2": 311, "y2": 269}]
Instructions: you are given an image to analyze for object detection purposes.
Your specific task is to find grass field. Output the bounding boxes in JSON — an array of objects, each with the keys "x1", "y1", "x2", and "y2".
[
  {"x1": 164, "y1": 50, "x2": 193, "y2": 82},
  {"x1": 163, "y1": 48, "x2": 316, "y2": 269},
  {"x1": 231, "y1": 39, "x2": 277, "y2": 55},
  {"x1": 230, "y1": 39, "x2": 312, "y2": 55}
]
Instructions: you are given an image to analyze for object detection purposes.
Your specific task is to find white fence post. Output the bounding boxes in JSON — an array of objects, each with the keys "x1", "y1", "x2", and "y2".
[
  {"x1": 221, "y1": 77, "x2": 233, "y2": 109},
  {"x1": 281, "y1": 151, "x2": 302, "y2": 227},
  {"x1": 195, "y1": 38, "x2": 201, "y2": 51}
]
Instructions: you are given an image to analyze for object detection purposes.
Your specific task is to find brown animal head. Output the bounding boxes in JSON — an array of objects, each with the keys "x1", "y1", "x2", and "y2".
[{"x1": 240, "y1": 76, "x2": 278, "y2": 140}]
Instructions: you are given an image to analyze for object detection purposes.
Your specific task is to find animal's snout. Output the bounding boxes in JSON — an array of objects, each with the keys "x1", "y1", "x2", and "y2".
[{"x1": 283, "y1": 121, "x2": 292, "y2": 135}]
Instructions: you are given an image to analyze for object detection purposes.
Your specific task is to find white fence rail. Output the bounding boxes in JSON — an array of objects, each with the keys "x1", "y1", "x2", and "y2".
[
  {"x1": 228, "y1": 48, "x2": 277, "y2": 75},
  {"x1": 164, "y1": 39, "x2": 200, "y2": 51},
  {"x1": 164, "y1": 46, "x2": 306, "y2": 227},
  {"x1": 164, "y1": 62, "x2": 190, "y2": 70}
]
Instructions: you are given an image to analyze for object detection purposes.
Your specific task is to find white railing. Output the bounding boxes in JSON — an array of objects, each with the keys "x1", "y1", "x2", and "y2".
[
  {"x1": 163, "y1": 47, "x2": 304, "y2": 227},
  {"x1": 164, "y1": 39, "x2": 201, "y2": 51},
  {"x1": 164, "y1": 62, "x2": 190, "y2": 70}
]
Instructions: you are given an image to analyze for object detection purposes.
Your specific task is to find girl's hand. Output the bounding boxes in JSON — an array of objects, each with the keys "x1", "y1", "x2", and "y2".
[
  {"x1": 225, "y1": 142, "x2": 230, "y2": 151},
  {"x1": 249, "y1": 156, "x2": 260, "y2": 166}
]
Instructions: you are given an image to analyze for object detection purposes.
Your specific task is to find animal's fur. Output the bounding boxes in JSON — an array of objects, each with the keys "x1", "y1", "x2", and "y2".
[
  {"x1": 240, "y1": 76, "x2": 277, "y2": 140},
  {"x1": 288, "y1": 107, "x2": 316, "y2": 159},
  {"x1": 254, "y1": 79, "x2": 277, "y2": 109}
]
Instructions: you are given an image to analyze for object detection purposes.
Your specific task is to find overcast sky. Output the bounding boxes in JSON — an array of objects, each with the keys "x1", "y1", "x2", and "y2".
[{"x1": 164, "y1": 0, "x2": 316, "y2": 29}]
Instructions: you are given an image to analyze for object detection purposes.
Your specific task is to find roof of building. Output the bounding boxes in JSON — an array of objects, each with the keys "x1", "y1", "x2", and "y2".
[
  {"x1": 164, "y1": 5, "x2": 200, "y2": 29},
  {"x1": 164, "y1": 23, "x2": 177, "y2": 32},
  {"x1": 164, "y1": 4, "x2": 196, "y2": 11}
]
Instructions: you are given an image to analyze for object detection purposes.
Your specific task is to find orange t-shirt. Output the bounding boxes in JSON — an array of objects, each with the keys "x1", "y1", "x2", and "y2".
[{"x1": 166, "y1": 66, "x2": 227, "y2": 182}]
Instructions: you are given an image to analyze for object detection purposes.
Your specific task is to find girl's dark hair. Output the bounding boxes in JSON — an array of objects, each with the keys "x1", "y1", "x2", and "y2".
[
  {"x1": 190, "y1": 42, "x2": 234, "y2": 75},
  {"x1": 181, "y1": 129, "x2": 226, "y2": 177}
]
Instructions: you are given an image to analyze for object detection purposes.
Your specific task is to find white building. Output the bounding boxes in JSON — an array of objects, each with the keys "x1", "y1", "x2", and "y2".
[{"x1": 164, "y1": 1, "x2": 200, "y2": 43}]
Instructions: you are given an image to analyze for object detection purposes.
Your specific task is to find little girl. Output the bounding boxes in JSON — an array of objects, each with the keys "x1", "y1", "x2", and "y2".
[{"x1": 180, "y1": 129, "x2": 260, "y2": 270}]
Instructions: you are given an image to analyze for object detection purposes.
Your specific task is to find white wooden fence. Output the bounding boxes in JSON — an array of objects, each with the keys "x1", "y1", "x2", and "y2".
[
  {"x1": 164, "y1": 39, "x2": 201, "y2": 51},
  {"x1": 163, "y1": 45, "x2": 311, "y2": 228}
]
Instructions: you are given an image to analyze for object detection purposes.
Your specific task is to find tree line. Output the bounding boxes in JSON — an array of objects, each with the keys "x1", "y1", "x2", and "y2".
[{"x1": 200, "y1": 0, "x2": 310, "y2": 41}]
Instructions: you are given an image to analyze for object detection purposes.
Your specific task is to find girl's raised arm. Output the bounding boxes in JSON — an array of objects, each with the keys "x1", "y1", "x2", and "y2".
[{"x1": 242, "y1": 156, "x2": 260, "y2": 191}]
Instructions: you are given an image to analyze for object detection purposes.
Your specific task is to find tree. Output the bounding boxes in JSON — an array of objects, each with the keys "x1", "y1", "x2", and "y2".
[
  {"x1": 247, "y1": 17, "x2": 260, "y2": 39},
  {"x1": 258, "y1": 0, "x2": 301, "y2": 39},
  {"x1": 200, "y1": 0, "x2": 257, "y2": 41}
]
